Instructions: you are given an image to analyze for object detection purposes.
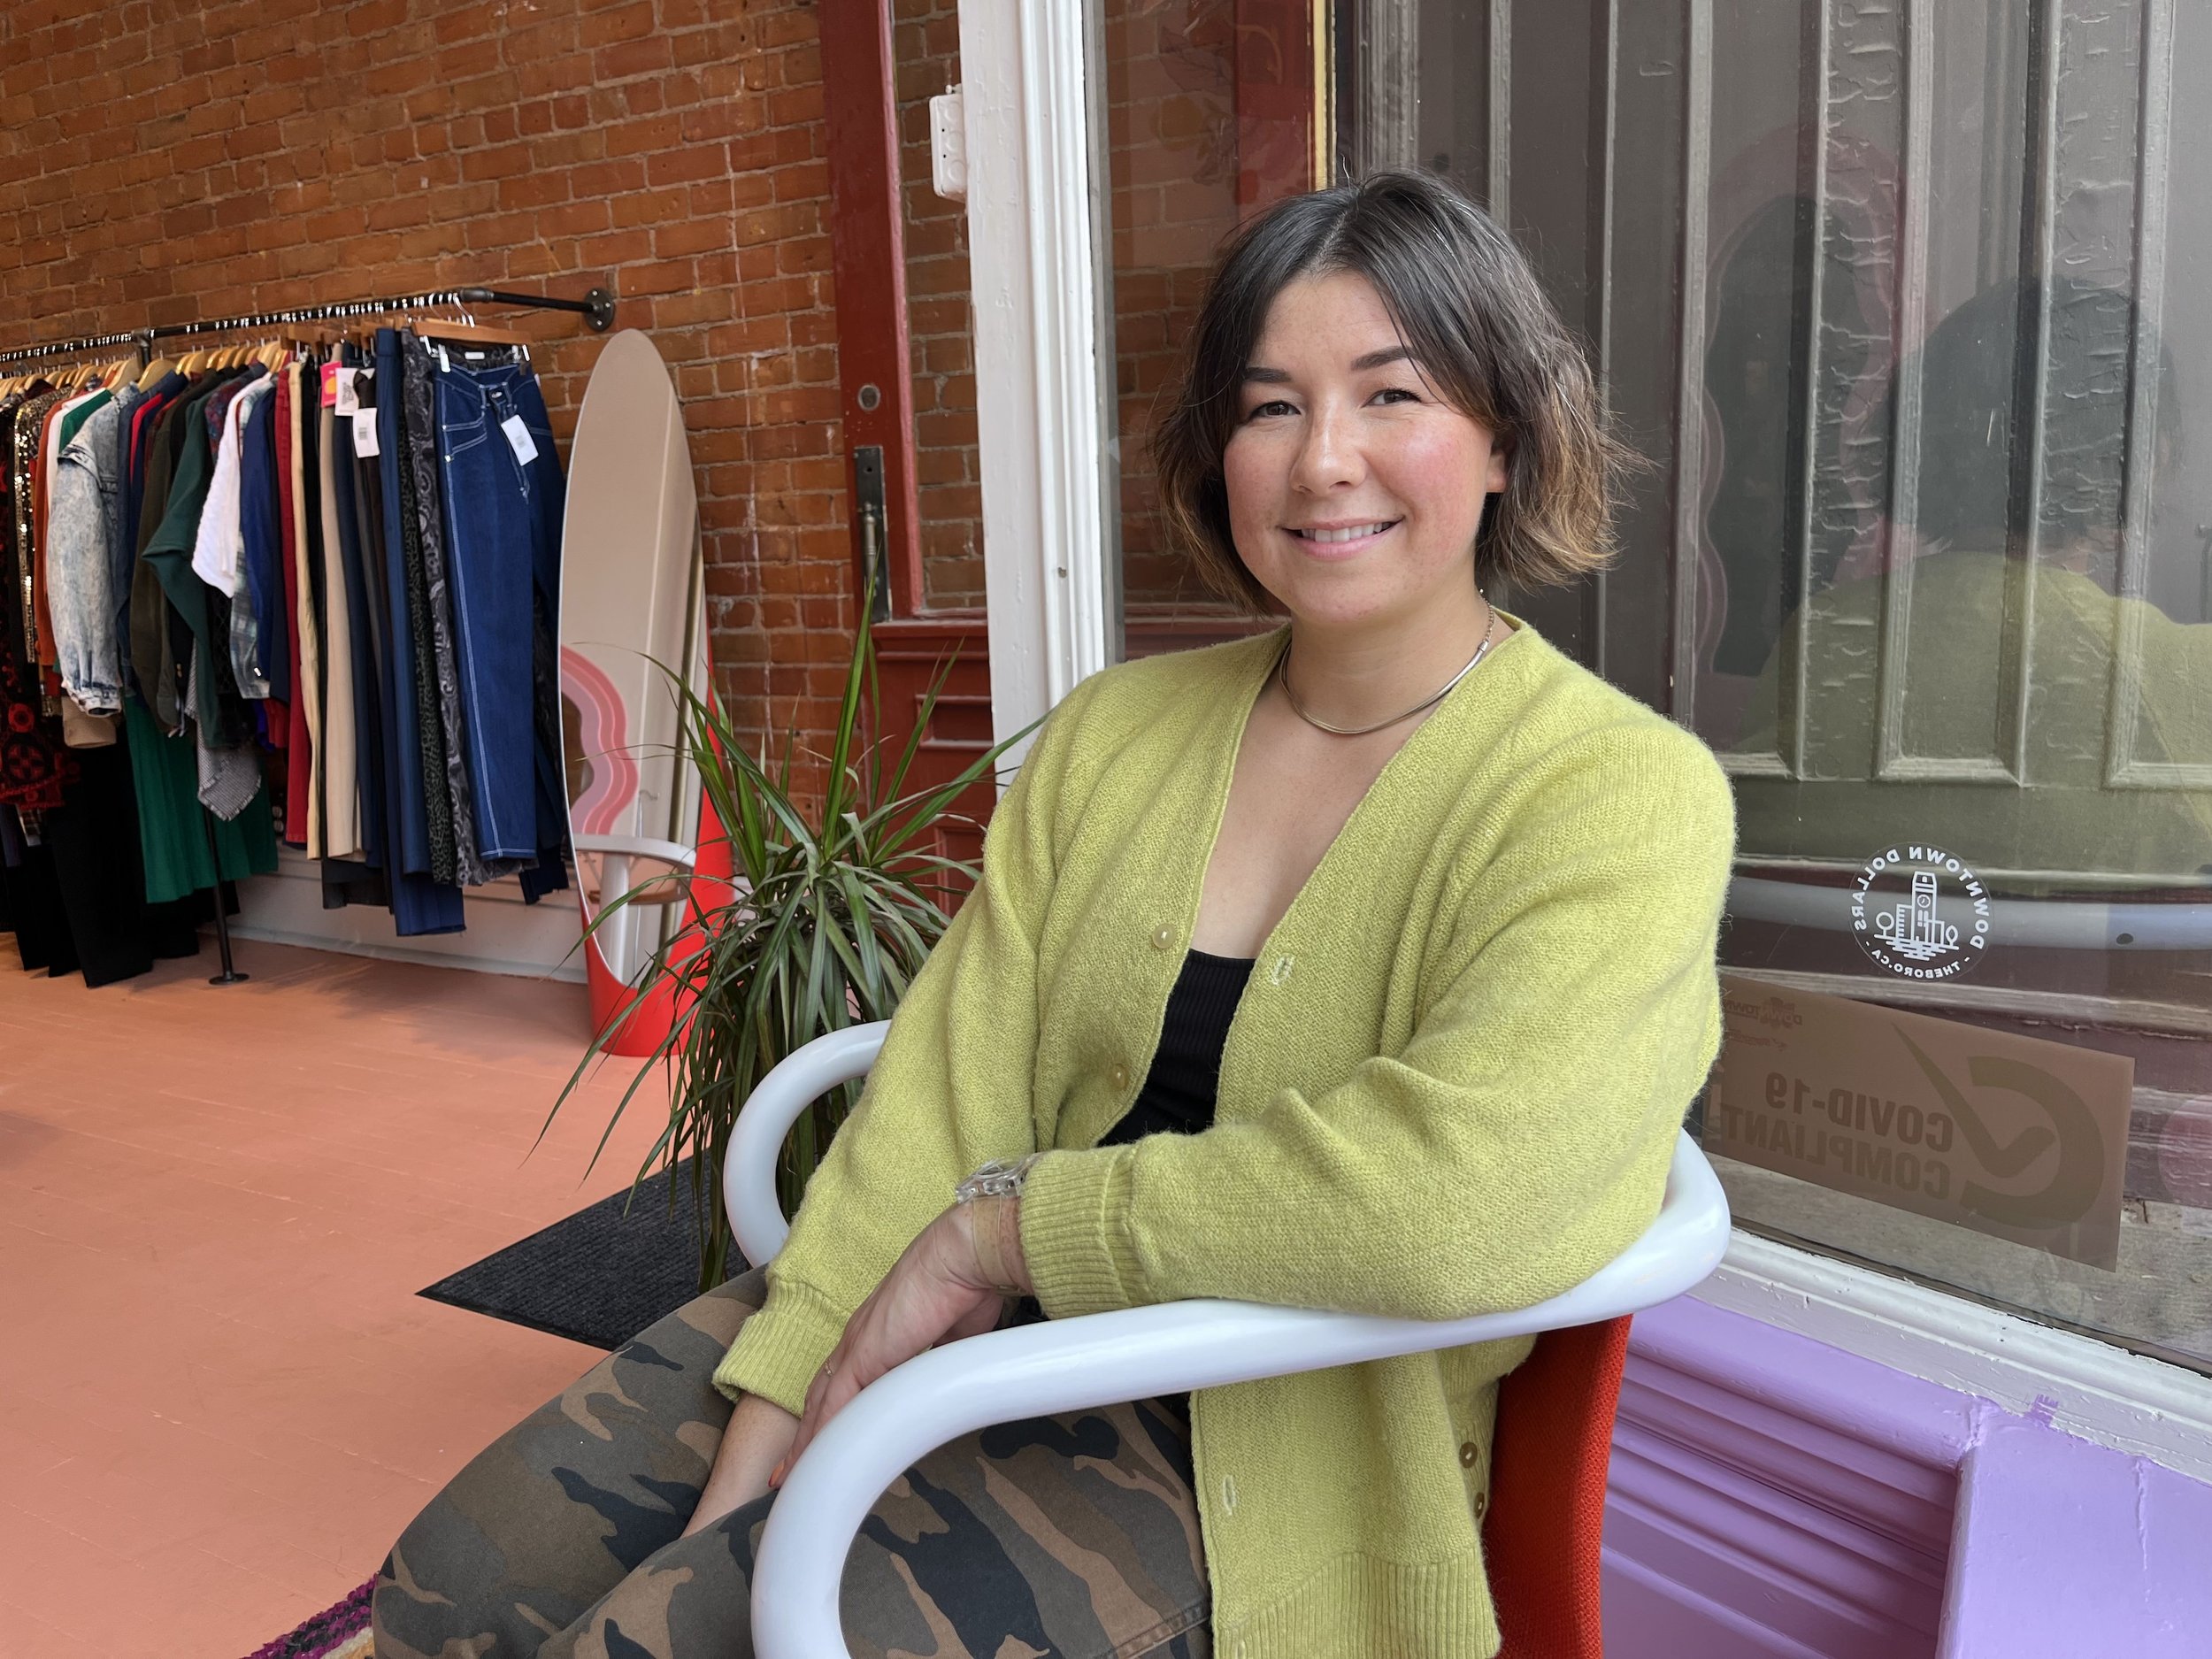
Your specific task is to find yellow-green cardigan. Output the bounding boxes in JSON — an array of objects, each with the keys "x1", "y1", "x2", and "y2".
[{"x1": 716, "y1": 617, "x2": 1736, "y2": 1658}]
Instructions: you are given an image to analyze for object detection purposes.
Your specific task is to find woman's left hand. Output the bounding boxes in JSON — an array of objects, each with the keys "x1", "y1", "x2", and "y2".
[{"x1": 771, "y1": 1199, "x2": 1023, "y2": 1488}]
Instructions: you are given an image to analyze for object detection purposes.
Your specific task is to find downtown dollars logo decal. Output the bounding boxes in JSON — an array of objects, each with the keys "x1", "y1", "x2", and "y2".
[{"x1": 1851, "y1": 844, "x2": 1990, "y2": 980}]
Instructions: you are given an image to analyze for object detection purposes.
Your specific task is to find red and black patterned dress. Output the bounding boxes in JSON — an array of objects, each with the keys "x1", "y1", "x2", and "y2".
[{"x1": 0, "y1": 388, "x2": 73, "y2": 815}]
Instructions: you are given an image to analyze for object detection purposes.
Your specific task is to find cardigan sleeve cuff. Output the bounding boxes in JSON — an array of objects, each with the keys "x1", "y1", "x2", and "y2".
[
  {"x1": 1018, "y1": 1146, "x2": 1148, "y2": 1319},
  {"x1": 710, "y1": 1271, "x2": 849, "y2": 1416}
]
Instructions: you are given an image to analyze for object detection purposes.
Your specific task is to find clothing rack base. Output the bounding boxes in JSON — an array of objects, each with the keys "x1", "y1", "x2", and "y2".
[{"x1": 199, "y1": 811, "x2": 249, "y2": 986}]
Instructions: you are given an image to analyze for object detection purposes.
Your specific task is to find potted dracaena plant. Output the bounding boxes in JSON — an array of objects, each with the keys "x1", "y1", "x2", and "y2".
[{"x1": 541, "y1": 591, "x2": 1034, "y2": 1294}]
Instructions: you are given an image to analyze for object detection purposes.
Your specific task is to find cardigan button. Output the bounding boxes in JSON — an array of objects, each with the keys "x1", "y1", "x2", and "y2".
[
  {"x1": 1458, "y1": 1440, "x2": 1478, "y2": 1468},
  {"x1": 1150, "y1": 924, "x2": 1173, "y2": 949},
  {"x1": 1109, "y1": 1063, "x2": 1130, "y2": 1092},
  {"x1": 1474, "y1": 1488, "x2": 1489, "y2": 1521}
]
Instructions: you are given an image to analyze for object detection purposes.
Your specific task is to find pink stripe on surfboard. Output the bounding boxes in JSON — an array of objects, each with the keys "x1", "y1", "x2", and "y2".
[{"x1": 560, "y1": 646, "x2": 641, "y2": 837}]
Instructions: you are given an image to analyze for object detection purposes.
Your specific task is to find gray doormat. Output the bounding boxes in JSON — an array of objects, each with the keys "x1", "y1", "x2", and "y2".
[{"x1": 419, "y1": 1158, "x2": 746, "y2": 1349}]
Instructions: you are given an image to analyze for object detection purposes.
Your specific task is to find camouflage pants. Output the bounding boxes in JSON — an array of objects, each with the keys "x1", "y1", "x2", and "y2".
[{"x1": 373, "y1": 1264, "x2": 1211, "y2": 1658}]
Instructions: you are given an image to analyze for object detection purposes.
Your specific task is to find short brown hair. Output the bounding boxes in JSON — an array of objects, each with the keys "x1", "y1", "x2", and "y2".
[{"x1": 1152, "y1": 170, "x2": 1632, "y2": 611}]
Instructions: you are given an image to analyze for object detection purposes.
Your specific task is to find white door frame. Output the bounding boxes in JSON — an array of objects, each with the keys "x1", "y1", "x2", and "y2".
[{"x1": 956, "y1": 0, "x2": 1114, "y2": 764}]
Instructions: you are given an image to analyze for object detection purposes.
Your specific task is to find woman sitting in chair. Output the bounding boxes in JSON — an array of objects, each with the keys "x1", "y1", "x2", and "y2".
[{"x1": 373, "y1": 169, "x2": 1734, "y2": 1659}]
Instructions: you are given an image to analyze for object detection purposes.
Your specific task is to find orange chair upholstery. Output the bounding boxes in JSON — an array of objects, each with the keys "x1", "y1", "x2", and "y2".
[{"x1": 1481, "y1": 1316, "x2": 1635, "y2": 1658}]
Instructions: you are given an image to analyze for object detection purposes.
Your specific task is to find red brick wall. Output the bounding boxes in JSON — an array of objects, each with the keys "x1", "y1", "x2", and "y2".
[{"x1": 0, "y1": 0, "x2": 856, "y2": 781}]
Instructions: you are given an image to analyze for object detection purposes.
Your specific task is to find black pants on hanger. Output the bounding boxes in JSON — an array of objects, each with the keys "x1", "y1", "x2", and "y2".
[{"x1": 8, "y1": 735, "x2": 207, "y2": 987}]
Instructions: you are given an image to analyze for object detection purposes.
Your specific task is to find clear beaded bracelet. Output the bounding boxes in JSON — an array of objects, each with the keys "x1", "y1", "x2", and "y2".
[{"x1": 954, "y1": 1152, "x2": 1043, "y2": 1205}]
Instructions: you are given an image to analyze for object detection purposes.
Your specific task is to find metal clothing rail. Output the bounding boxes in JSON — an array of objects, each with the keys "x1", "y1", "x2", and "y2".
[
  {"x1": 0, "y1": 283, "x2": 617, "y2": 366},
  {"x1": 0, "y1": 327, "x2": 151, "y2": 366}
]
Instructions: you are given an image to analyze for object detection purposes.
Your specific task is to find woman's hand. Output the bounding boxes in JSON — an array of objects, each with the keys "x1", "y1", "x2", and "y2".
[{"x1": 771, "y1": 1198, "x2": 1028, "y2": 1488}]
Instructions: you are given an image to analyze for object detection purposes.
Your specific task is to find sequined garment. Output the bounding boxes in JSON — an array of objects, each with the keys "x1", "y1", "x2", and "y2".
[{"x1": 0, "y1": 388, "x2": 70, "y2": 810}]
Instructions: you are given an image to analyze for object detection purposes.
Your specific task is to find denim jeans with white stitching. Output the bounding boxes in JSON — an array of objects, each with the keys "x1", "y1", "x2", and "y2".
[
  {"x1": 50, "y1": 397, "x2": 131, "y2": 714},
  {"x1": 433, "y1": 351, "x2": 560, "y2": 863}
]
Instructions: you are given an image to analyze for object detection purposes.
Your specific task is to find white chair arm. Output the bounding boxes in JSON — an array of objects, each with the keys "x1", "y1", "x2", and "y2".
[
  {"x1": 722, "y1": 1022, "x2": 887, "y2": 1271},
  {"x1": 742, "y1": 1116, "x2": 1729, "y2": 1659}
]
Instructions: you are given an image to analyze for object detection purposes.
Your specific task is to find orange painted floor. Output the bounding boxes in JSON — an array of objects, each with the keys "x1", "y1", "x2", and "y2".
[{"x1": 0, "y1": 938, "x2": 668, "y2": 1658}]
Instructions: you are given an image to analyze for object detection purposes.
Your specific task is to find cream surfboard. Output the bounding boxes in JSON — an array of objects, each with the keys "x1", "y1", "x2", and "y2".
[{"x1": 559, "y1": 329, "x2": 710, "y2": 1051}]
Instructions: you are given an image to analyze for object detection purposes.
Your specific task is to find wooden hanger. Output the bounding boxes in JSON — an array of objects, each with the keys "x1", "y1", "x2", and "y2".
[
  {"x1": 412, "y1": 315, "x2": 531, "y2": 348},
  {"x1": 138, "y1": 355, "x2": 175, "y2": 389}
]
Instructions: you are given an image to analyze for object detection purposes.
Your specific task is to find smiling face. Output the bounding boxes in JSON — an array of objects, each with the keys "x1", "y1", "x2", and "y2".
[{"x1": 1221, "y1": 268, "x2": 1509, "y2": 632}]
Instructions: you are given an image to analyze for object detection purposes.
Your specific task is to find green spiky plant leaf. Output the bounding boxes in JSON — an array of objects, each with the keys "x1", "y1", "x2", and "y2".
[{"x1": 541, "y1": 584, "x2": 1037, "y2": 1293}]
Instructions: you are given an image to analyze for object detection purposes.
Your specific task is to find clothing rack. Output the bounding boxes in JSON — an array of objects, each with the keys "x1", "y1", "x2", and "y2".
[
  {"x1": 0, "y1": 328, "x2": 150, "y2": 365},
  {"x1": 4, "y1": 280, "x2": 611, "y2": 984},
  {"x1": 0, "y1": 283, "x2": 617, "y2": 365}
]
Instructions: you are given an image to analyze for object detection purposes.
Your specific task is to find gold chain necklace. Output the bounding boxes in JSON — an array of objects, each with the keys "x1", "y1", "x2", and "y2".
[{"x1": 1276, "y1": 606, "x2": 1499, "y2": 738}]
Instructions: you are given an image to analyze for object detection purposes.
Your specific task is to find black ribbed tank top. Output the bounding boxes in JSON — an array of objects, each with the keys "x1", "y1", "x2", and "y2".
[
  {"x1": 1082, "y1": 947, "x2": 1254, "y2": 1420},
  {"x1": 1097, "y1": 947, "x2": 1256, "y2": 1147}
]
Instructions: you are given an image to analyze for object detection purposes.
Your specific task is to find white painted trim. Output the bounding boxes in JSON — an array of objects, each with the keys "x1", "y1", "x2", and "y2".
[
  {"x1": 1698, "y1": 1228, "x2": 2212, "y2": 1486},
  {"x1": 958, "y1": 0, "x2": 1113, "y2": 764},
  {"x1": 225, "y1": 849, "x2": 587, "y2": 982}
]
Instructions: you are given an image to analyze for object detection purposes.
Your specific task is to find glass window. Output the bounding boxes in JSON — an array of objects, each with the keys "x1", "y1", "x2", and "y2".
[
  {"x1": 1319, "y1": 0, "x2": 2212, "y2": 1372},
  {"x1": 1097, "y1": 0, "x2": 1330, "y2": 657},
  {"x1": 899, "y1": 0, "x2": 987, "y2": 613}
]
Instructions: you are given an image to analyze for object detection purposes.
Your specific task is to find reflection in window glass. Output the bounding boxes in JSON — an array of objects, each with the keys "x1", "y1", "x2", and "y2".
[
  {"x1": 899, "y1": 0, "x2": 987, "y2": 612},
  {"x1": 1101, "y1": 0, "x2": 1324, "y2": 653},
  {"x1": 1702, "y1": 0, "x2": 2211, "y2": 1375},
  {"x1": 1331, "y1": 0, "x2": 2211, "y2": 1372}
]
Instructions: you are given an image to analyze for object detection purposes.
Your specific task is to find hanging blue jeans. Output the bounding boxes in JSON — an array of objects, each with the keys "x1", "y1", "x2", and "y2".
[
  {"x1": 433, "y1": 350, "x2": 562, "y2": 864},
  {"x1": 374, "y1": 326, "x2": 435, "y2": 876},
  {"x1": 308, "y1": 342, "x2": 457, "y2": 936}
]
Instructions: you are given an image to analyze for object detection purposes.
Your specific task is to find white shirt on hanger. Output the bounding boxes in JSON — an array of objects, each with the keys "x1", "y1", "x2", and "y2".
[{"x1": 190, "y1": 373, "x2": 278, "y2": 598}]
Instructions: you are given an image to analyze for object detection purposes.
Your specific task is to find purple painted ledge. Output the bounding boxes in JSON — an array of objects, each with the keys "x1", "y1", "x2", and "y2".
[{"x1": 1602, "y1": 1294, "x2": 2212, "y2": 1658}]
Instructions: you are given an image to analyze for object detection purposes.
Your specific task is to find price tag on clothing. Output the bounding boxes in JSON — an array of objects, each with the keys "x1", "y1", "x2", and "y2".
[
  {"x1": 320, "y1": 362, "x2": 340, "y2": 408},
  {"x1": 334, "y1": 366, "x2": 359, "y2": 417},
  {"x1": 351, "y1": 410, "x2": 380, "y2": 457},
  {"x1": 501, "y1": 414, "x2": 539, "y2": 465}
]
